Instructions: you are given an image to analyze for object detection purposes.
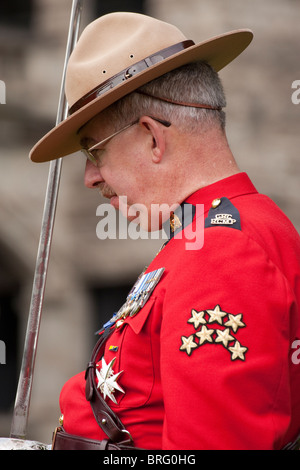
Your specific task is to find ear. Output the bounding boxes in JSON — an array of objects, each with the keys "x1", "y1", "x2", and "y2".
[{"x1": 139, "y1": 116, "x2": 166, "y2": 163}]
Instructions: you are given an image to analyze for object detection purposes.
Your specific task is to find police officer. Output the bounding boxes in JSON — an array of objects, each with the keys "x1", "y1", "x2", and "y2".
[{"x1": 30, "y1": 12, "x2": 300, "y2": 450}]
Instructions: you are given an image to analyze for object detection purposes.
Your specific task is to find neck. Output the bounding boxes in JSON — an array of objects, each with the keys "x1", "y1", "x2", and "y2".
[{"x1": 165, "y1": 126, "x2": 241, "y2": 204}]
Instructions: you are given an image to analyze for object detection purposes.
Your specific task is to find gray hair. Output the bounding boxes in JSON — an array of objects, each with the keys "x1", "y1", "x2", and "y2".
[{"x1": 104, "y1": 61, "x2": 227, "y2": 134}]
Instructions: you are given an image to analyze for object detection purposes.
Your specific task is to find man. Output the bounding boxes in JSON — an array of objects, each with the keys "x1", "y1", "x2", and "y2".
[{"x1": 30, "y1": 12, "x2": 300, "y2": 450}]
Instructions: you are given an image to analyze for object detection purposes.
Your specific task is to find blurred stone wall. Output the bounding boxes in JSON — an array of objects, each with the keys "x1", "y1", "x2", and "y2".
[{"x1": 0, "y1": 0, "x2": 299, "y2": 444}]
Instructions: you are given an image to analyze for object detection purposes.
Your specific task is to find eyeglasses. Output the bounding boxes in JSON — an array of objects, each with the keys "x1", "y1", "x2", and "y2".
[{"x1": 82, "y1": 116, "x2": 171, "y2": 166}]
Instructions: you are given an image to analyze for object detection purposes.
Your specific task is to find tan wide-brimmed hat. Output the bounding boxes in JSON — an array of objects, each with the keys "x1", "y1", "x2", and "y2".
[{"x1": 29, "y1": 12, "x2": 253, "y2": 163}]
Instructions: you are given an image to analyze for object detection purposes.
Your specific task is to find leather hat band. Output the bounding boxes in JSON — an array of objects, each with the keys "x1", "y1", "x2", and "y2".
[{"x1": 69, "y1": 40, "x2": 195, "y2": 115}]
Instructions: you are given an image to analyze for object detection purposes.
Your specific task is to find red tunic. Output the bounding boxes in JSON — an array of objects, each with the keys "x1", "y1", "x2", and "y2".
[{"x1": 60, "y1": 172, "x2": 300, "y2": 449}]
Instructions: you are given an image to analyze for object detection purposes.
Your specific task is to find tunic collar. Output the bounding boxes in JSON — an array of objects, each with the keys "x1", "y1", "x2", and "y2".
[{"x1": 163, "y1": 172, "x2": 257, "y2": 240}]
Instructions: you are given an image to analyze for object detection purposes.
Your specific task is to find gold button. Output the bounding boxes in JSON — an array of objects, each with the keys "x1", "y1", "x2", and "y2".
[
  {"x1": 59, "y1": 414, "x2": 64, "y2": 426},
  {"x1": 211, "y1": 198, "x2": 221, "y2": 209}
]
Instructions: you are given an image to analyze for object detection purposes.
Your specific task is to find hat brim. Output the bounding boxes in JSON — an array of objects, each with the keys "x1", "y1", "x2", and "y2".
[{"x1": 30, "y1": 29, "x2": 253, "y2": 163}]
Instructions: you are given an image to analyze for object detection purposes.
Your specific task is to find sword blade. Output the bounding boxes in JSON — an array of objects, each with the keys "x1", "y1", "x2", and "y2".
[{"x1": 10, "y1": 0, "x2": 83, "y2": 440}]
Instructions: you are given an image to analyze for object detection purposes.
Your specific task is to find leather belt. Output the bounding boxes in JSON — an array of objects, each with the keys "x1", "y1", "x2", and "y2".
[{"x1": 52, "y1": 426, "x2": 136, "y2": 451}]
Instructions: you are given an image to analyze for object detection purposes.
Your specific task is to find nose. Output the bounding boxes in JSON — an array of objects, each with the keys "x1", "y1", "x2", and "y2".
[{"x1": 84, "y1": 160, "x2": 103, "y2": 188}]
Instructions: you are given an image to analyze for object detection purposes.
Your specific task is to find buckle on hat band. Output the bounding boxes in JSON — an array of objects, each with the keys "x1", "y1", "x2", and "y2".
[{"x1": 68, "y1": 39, "x2": 195, "y2": 115}]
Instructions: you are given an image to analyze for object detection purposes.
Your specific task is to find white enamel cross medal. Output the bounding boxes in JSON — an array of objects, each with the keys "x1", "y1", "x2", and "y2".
[{"x1": 96, "y1": 357, "x2": 125, "y2": 404}]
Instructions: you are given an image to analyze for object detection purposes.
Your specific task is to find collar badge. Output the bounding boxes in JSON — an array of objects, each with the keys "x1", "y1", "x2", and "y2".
[{"x1": 170, "y1": 212, "x2": 182, "y2": 232}]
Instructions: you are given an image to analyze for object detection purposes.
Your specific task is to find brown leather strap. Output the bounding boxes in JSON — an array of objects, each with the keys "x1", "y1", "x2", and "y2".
[
  {"x1": 136, "y1": 90, "x2": 223, "y2": 110},
  {"x1": 52, "y1": 427, "x2": 135, "y2": 451},
  {"x1": 85, "y1": 328, "x2": 134, "y2": 446}
]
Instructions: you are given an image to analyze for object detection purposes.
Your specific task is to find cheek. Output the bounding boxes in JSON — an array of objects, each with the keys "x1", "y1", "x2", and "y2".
[
  {"x1": 103, "y1": 146, "x2": 152, "y2": 201},
  {"x1": 101, "y1": 165, "x2": 141, "y2": 202},
  {"x1": 108, "y1": 154, "x2": 144, "y2": 184}
]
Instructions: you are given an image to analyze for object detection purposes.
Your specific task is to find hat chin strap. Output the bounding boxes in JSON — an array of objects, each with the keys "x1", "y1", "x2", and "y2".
[
  {"x1": 135, "y1": 90, "x2": 223, "y2": 111},
  {"x1": 68, "y1": 40, "x2": 195, "y2": 115}
]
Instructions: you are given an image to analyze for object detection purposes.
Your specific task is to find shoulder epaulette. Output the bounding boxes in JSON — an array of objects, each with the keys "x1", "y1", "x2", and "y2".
[{"x1": 205, "y1": 197, "x2": 241, "y2": 230}]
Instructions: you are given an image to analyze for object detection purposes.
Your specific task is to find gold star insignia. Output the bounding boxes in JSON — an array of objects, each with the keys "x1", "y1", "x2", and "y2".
[
  {"x1": 207, "y1": 305, "x2": 227, "y2": 325},
  {"x1": 188, "y1": 309, "x2": 207, "y2": 329},
  {"x1": 215, "y1": 328, "x2": 234, "y2": 348},
  {"x1": 180, "y1": 335, "x2": 198, "y2": 356},
  {"x1": 224, "y1": 313, "x2": 245, "y2": 332},
  {"x1": 196, "y1": 326, "x2": 215, "y2": 345},
  {"x1": 228, "y1": 341, "x2": 248, "y2": 361},
  {"x1": 180, "y1": 305, "x2": 248, "y2": 362}
]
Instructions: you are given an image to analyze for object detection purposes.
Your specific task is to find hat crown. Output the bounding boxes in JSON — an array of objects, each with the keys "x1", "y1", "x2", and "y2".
[
  {"x1": 65, "y1": 12, "x2": 187, "y2": 107},
  {"x1": 30, "y1": 11, "x2": 253, "y2": 163}
]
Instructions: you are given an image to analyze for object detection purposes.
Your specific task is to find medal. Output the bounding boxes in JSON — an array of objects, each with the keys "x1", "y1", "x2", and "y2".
[
  {"x1": 96, "y1": 357, "x2": 125, "y2": 404},
  {"x1": 107, "y1": 267, "x2": 165, "y2": 327}
]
